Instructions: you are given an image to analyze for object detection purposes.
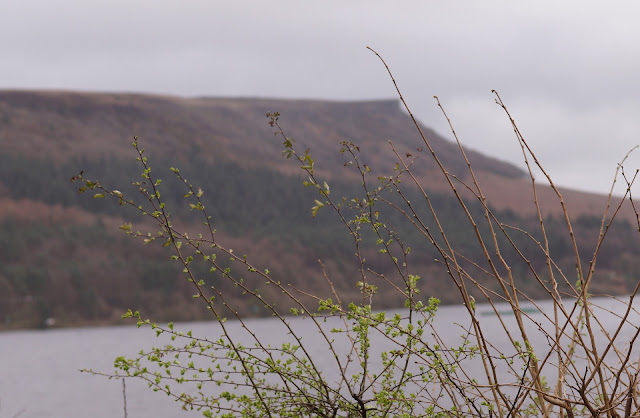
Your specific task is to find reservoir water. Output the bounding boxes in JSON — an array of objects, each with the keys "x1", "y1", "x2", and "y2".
[{"x1": 2, "y1": 298, "x2": 639, "y2": 417}]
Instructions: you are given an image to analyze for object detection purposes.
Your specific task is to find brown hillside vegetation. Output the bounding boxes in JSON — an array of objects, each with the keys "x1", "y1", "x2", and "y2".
[
  {"x1": 1, "y1": 90, "x2": 638, "y2": 329},
  {"x1": 0, "y1": 90, "x2": 631, "y2": 221}
]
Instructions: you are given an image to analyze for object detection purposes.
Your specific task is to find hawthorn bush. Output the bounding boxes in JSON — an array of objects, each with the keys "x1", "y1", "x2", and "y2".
[{"x1": 79, "y1": 50, "x2": 640, "y2": 417}]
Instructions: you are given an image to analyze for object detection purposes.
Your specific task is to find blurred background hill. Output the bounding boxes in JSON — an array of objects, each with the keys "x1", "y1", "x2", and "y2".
[{"x1": 1, "y1": 90, "x2": 638, "y2": 329}]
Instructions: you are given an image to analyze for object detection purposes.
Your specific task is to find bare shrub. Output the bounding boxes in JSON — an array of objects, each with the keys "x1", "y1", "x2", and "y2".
[{"x1": 79, "y1": 49, "x2": 640, "y2": 417}]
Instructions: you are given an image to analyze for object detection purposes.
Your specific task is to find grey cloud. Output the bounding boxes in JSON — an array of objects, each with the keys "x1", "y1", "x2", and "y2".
[{"x1": 1, "y1": 1, "x2": 640, "y2": 194}]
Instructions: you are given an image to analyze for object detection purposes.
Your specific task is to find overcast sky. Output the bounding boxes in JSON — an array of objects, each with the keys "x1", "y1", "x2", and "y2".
[{"x1": 2, "y1": 1, "x2": 640, "y2": 196}]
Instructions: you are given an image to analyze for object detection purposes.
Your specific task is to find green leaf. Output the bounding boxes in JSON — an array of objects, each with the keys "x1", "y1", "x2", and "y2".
[{"x1": 311, "y1": 200, "x2": 325, "y2": 218}]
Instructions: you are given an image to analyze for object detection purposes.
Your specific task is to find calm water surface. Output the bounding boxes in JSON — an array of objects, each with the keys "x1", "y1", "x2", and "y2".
[{"x1": 2, "y1": 298, "x2": 639, "y2": 417}]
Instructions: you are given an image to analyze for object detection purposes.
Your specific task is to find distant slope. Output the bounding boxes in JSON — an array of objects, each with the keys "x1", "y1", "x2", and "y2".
[
  {"x1": 1, "y1": 90, "x2": 638, "y2": 329},
  {"x1": 0, "y1": 90, "x2": 627, "y2": 221},
  {"x1": 0, "y1": 90, "x2": 524, "y2": 178}
]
